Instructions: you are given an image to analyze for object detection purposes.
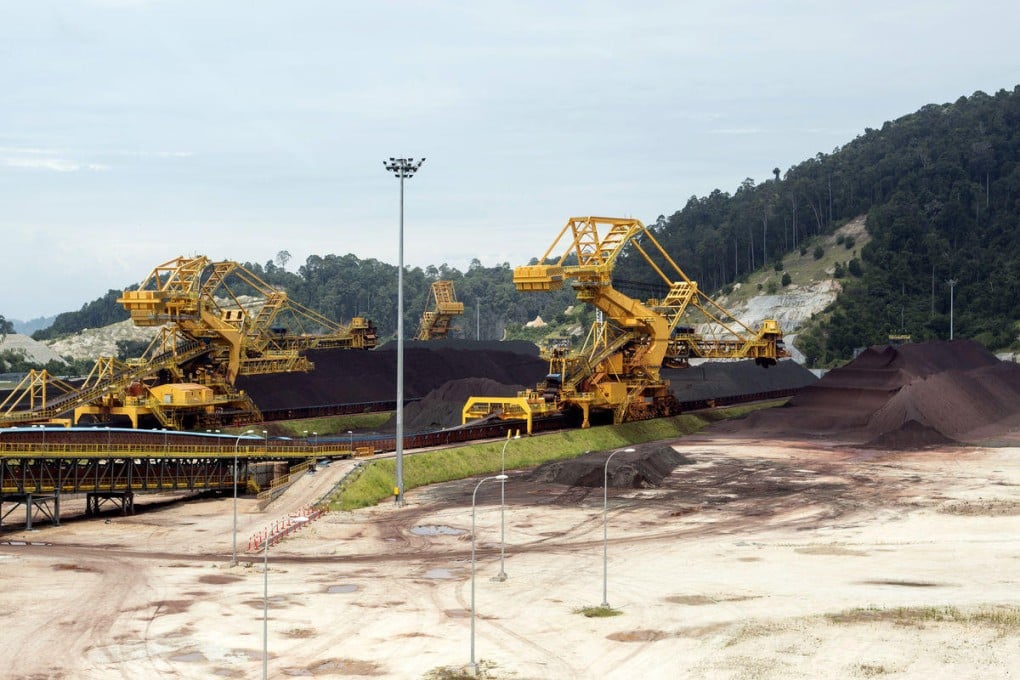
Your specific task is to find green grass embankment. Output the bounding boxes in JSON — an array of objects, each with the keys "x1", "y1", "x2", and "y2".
[
  {"x1": 329, "y1": 402, "x2": 778, "y2": 511},
  {"x1": 224, "y1": 412, "x2": 393, "y2": 438}
]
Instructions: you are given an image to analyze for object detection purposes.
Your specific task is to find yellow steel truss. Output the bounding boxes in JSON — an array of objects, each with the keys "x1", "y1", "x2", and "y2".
[{"x1": 467, "y1": 216, "x2": 788, "y2": 428}]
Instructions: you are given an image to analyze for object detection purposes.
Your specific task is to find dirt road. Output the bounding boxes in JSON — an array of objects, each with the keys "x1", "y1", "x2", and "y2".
[{"x1": 1, "y1": 436, "x2": 1018, "y2": 679}]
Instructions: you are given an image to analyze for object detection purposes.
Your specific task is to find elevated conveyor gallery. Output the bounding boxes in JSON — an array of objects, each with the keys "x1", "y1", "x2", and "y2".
[{"x1": 0, "y1": 429, "x2": 332, "y2": 530}]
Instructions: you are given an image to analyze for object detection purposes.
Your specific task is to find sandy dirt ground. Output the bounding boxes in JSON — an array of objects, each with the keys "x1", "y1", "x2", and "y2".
[{"x1": 1, "y1": 436, "x2": 1019, "y2": 680}]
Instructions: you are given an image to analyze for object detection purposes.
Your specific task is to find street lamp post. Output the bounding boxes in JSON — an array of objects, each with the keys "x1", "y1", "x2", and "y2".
[
  {"x1": 263, "y1": 515, "x2": 308, "y2": 680},
  {"x1": 232, "y1": 429, "x2": 255, "y2": 566},
  {"x1": 947, "y1": 278, "x2": 958, "y2": 340},
  {"x1": 384, "y1": 156, "x2": 425, "y2": 506},
  {"x1": 470, "y1": 474, "x2": 508, "y2": 676},
  {"x1": 347, "y1": 429, "x2": 353, "y2": 454},
  {"x1": 496, "y1": 432, "x2": 520, "y2": 582},
  {"x1": 602, "y1": 447, "x2": 635, "y2": 608}
]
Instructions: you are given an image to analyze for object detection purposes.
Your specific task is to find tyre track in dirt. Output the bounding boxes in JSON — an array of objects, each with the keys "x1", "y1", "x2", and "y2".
[
  {"x1": 6, "y1": 553, "x2": 151, "y2": 680},
  {"x1": 450, "y1": 552, "x2": 584, "y2": 679}
]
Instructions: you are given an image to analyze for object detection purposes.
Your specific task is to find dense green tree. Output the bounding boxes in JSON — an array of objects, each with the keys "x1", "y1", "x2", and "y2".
[{"x1": 32, "y1": 290, "x2": 130, "y2": 341}]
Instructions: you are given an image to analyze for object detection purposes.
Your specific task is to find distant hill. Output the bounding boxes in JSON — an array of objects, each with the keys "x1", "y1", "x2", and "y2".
[
  {"x1": 31, "y1": 289, "x2": 130, "y2": 341},
  {"x1": 10, "y1": 315, "x2": 57, "y2": 335},
  {"x1": 619, "y1": 86, "x2": 1020, "y2": 365},
  {"x1": 0, "y1": 333, "x2": 68, "y2": 368},
  {"x1": 24, "y1": 87, "x2": 1020, "y2": 369}
]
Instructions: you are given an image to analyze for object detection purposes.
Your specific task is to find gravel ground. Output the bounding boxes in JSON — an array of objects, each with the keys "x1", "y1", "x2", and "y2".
[{"x1": 2, "y1": 434, "x2": 1018, "y2": 679}]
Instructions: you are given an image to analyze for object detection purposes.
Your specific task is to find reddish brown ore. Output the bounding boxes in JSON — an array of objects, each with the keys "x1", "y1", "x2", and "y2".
[{"x1": 724, "y1": 340, "x2": 1020, "y2": 448}]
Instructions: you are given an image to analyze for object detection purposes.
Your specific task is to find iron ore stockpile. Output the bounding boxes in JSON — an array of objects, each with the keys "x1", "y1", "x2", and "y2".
[
  {"x1": 397, "y1": 377, "x2": 531, "y2": 432},
  {"x1": 237, "y1": 339, "x2": 546, "y2": 412},
  {"x1": 239, "y1": 340, "x2": 819, "y2": 432},
  {"x1": 722, "y1": 339, "x2": 1020, "y2": 448},
  {"x1": 663, "y1": 358, "x2": 816, "y2": 403},
  {"x1": 529, "y1": 444, "x2": 695, "y2": 488},
  {"x1": 379, "y1": 357, "x2": 817, "y2": 433}
]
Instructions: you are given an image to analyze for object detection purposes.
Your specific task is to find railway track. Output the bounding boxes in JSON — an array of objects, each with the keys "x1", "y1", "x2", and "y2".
[{"x1": 0, "y1": 387, "x2": 797, "y2": 460}]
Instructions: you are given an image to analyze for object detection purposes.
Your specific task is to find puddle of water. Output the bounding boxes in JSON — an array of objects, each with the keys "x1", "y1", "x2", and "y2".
[
  {"x1": 327, "y1": 584, "x2": 359, "y2": 594},
  {"x1": 424, "y1": 568, "x2": 457, "y2": 580},
  {"x1": 410, "y1": 525, "x2": 465, "y2": 536}
]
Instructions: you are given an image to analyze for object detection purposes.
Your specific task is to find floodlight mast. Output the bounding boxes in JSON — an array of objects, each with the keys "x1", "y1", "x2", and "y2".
[{"x1": 383, "y1": 157, "x2": 426, "y2": 505}]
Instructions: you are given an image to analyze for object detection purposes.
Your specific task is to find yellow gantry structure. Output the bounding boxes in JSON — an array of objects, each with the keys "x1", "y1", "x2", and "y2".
[
  {"x1": 466, "y1": 216, "x2": 788, "y2": 429},
  {"x1": 415, "y1": 280, "x2": 465, "y2": 340},
  {"x1": 0, "y1": 256, "x2": 377, "y2": 431}
]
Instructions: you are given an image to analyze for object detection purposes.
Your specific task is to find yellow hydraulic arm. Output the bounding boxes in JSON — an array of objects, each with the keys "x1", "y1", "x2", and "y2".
[
  {"x1": 0, "y1": 255, "x2": 376, "y2": 431},
  {"x1": 415, "y1": 280, "x2": 465, "y2": 340},
  {"x1": 465, "y1": 216, "x2": 788, "y2": 429},
  {"x1": 515, "y1": 216, "x2": 787, "y2": 367}
]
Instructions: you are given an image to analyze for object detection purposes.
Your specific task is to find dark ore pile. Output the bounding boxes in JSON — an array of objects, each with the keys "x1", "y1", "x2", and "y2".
[
  {"x1": 391, "y1": 377, "x2": 530, "y2": 433},
  {"x1": 720, "y1": 339, "x2": 1020, "y2": 447},
  {"x1": 238, "y1": 343, "x2": 547, "y2": 411},
  {"x1": 664, "y1": 359, "x2": 817, "y2": 402},
  {"x1": 240, "y1": 341, "x2": 821, "y2": 431},
  {"x1": 529, "y1": 445, "x2": 694, "y2": 488}
]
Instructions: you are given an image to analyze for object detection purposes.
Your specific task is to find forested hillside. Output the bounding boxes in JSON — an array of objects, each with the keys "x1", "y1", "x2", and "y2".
[
  {"x1": 619, "y1": 86, "x2": 1020, "y2": 364},
  {"x1": 28, "y1": 256, "x2": 578, "y2": 347},
  {"x1": 26, "y1": 86, "x2": 1020, "y2": 368},
  {"x1": 248, "y1": 255, "x2": 579, "y2": 342},
  {"x1": 31, "y1": 289, "x2": 131, "y2": 341}
]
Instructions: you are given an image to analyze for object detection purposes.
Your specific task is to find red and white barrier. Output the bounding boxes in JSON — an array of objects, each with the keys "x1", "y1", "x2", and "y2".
[{"x1": 247, "y1": 505, "x2": 327, "y2": 552}]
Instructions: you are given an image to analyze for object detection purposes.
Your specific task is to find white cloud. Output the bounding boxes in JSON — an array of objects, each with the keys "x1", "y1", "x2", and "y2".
[
  {"x1": 85, "y1": 0, "x2": 165, "y2": 6},
  {"x1": 116, "y1": 150, "x2": 194, "y2": 158},
  {"x1": 6, "y1": 158, "x2": 111, "y2": 172},
  {"x1": 708, "y1": 128, "x2": 762, "y2": 136},
  {"x1": 5, "y1": 157, "x2": 83, "y2": 172},
  {"x1": 0, "y1": 146, "x2": 60, "y2": 155}
]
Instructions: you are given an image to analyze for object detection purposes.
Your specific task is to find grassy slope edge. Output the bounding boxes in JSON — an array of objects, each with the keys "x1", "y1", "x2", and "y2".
[{"x1": 329, "y1": 402, "x2": 776, "y2": 511}]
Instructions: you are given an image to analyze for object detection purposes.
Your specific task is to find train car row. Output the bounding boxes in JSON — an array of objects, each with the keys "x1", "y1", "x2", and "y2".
[{"x1": 0, "y1": 388, "x2": 797, "y2": 457}]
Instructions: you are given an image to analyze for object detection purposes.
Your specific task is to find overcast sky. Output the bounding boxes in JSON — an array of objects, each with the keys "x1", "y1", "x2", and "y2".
[{"x1": 2, "y1": 1, "x2": 1018, "y2": 321}]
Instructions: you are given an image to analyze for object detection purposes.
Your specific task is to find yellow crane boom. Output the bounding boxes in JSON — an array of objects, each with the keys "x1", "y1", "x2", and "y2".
[
  {"x1": 465, "y1": 216, "x2": 788, "y2": 430},
  {"x1": 0, "y1": 255, "x2": 376, "y2": 430},
  {"x1": 415, "y1": 280, "x2": 465, "y2": 340}
]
